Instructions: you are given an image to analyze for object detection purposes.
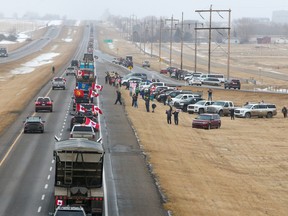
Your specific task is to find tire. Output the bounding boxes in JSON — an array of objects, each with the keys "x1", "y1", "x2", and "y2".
[
  {"x1": 24, "y1": 130, "x2": 27, "y2": 133},
  {"x1": 266, "y1": 112, "x2": 273, "y2": 118},
  {"x1": 35, "y1": 108, "x2": 38, "y2": 112},
  {"x1": 218, "y1": 110, "x2": 224, "y2": 117},
  {"x1": 50, "y1": 109, "x2": 53, "y2": 112},
  {"x1": 199, "y1": 109, "x2": 204, "y2": 114},
  {"x1": 41, "y1": 130, "x2": 44, "y2": 133},
  {"x1": 207, "y1": 124, "x2": 211, "y2": 130},
  {"x1": 52, "y1": 87, "x2": 54, "y2": 90},
  {"x1": 245, "y1": 112, "x2": 251, "y2": 118},
  {"x1": 217, "y1": 123, "x2": 221, "y2": 129}
]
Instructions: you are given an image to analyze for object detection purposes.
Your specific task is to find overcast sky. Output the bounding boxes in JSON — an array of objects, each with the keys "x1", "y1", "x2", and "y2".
[{"x1": 1, "y1": 0, "x2": 288, "y2": 21}]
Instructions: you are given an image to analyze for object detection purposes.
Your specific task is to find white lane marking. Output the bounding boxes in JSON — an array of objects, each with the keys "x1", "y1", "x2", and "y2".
[
  {"x1": 41, "y1": 194, "x2": 45, "y2": 200},
  {"x1": 47, "y1": 175, "x2": 51, "y2": 180},
  {"x1": 38, "y1": 206, "x2": 42, "y2": 213},
  {"x1": 50, "y1": 167, "x2": 52, "y2": 171},
  {"x1": 44, "y1": 184, "x2": 48, "y2": 189},
  {"x1": 52, "y1": 159, "x2": 55, "y2": 163}
]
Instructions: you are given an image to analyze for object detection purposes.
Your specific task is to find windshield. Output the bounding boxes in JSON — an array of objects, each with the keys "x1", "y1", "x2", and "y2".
[
  {"x1": 197, "y1": 115, "x2": 212, "y2": 120},
  {"x1": 175, "y1": 94, "x2": 184, "y2": 99},
  {"x1": 213, "y1": 101, "x2": 225, "y2": 106},
  {"x1": 195, "y1": 100, "x2": 206, "y2": 105}
]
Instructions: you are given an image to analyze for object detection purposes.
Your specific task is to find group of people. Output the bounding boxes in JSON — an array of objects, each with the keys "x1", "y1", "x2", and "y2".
[{"x1": 165, "y1": 105, "x2": 180, "y2": 125}]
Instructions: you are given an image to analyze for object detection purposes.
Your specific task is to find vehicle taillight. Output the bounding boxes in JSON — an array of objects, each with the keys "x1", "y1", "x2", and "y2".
[{"x1": 47, "y1": 102, "x2": 52, "y2": 105}]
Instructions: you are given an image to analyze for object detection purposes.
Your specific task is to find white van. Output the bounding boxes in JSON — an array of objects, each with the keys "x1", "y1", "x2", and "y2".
[{"x1": 199, "y1": 74, "x2": 225, "y2": 83}]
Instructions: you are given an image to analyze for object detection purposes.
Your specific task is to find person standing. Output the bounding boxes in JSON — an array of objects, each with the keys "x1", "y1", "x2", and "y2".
[
  {"x1": 114, "y1": 90, "x2": 122, "y2": 105},
  {"x1": 230, "y1": 108, "x2": 235, "y2": 120},
  {"x1": 172, "y1": 109, "x2": 179, "y2": 125},
  {"x1": 52, "y1": 66, "x2": 55, "y2": 74},
  {"x1": 208, "y1": 88, "x2": 213, "y2": 101},
  {"x1": 145, "y1": 95, "x2": 150, "y2": 112},
  {"x1": 282, "y1": 106, "x2": 287, "y2": 118},
  {"x1": 132, "y1": 93, "x2": 138, "y2": 108},
  {"x1": 166, "y1": 106, "x2": 172, "y2": 124}
]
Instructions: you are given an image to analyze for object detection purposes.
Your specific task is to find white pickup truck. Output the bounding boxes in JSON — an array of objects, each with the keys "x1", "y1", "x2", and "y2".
[{"x1": 70, "y1": 124, "x2": 95, "y2": 140}]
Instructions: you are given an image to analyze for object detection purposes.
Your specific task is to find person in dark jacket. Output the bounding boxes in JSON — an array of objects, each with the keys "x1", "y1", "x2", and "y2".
[
  {"x1": 145, "y1": 95, "x2": 150, "y2": 112},
  {"x1": 230, "y1": 108, "x2": 235, "y2": 120},
  {"x1": 166, "y1": 106, "x2": 172, "y2": 124},
  {"x1": 282, "y1": 106, "x2": 287, "y2": 118},
  {"x1": 114, "y1": 90, "x2": 122, "y2": 105},
  {"x1": 172, "y1": 109, "x2": 179, "y2": 125}
]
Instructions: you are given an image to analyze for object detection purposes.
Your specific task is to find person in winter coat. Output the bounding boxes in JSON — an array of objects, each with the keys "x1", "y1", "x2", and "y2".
[
  {"x1": 145, "y1": 95, "x2": 150, "y2": 112},
  {"x1": 282, "y1": 106, "x2": 287, "y2": 118},
  {"x1": 166, "y1": 106, "x2": 172, "y2": 124},
  {"x1": 114, "y1": 90, "x2": 122, "y2": 105},
  {"x1": 172, "y1": 109, "x2": 179, "y2": 125},
  {"x1": 132, "y1": 93, "x2": 138, "y2": 108}
]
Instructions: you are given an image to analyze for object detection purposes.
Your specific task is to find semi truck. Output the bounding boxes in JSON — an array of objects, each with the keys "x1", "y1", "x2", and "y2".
[{"x1": 53, "y1": 138, "x2": 104, "y2": 216}]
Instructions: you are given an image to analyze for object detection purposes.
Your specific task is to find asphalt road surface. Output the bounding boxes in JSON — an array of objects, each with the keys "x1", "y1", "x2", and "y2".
[{"x1": 0, "y1": 24, "x2": 168, "y2": 216}]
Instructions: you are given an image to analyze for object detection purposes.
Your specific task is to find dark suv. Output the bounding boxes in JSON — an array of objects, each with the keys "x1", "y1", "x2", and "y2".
[{"x1": 224, "y1": 79, "x2": 241, "y2": 89}]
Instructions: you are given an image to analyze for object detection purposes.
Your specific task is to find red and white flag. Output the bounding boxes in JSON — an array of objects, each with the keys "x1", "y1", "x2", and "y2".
[
  {"x1": 76, "y1": 104, "x2": 87, "y2": 113},
  {"x1": 85, "y1": 117, "x2": 100, "y2": 130},
  {"x1": 77, "y1": 70, "x2": 83, "y2": 77},
  {"x1": 92, "y1": 83, "x2": 103, "y2": 91},
  {"x1": 93, "y1": 105, "x2": 103, "y2": 115},
  {"x1": 90, "y1": 90, "x2": 99, "y2": 98}
]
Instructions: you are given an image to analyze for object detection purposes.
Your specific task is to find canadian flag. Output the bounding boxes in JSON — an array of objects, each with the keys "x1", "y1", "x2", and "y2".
[
  {"x1": 76, "y1": 104, "x2": 87, "y2": 113},
  {"x1": 89, "y1": 90, "x2": 99, "y2": 98},
  {"x1": 92, "y1": 83, "x2": 103, "y2": 91},
  {"x1": 85, "y1": 117, "x2": 100, "y2": 130},
  {"x1": 77, "y1": 70, "x2": 83, "y2": 76},
  {"x1": 93, "y1": 105, "x2": 103, "y2": 115}
]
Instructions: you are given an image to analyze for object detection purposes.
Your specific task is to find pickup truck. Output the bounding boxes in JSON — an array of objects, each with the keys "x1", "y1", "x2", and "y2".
[
  {"x1": 70, "y1": 124, "x2": 95, "y2": 140},
  {"x1": 206, "y1": 100, "x2": 234, "y2": 116}
]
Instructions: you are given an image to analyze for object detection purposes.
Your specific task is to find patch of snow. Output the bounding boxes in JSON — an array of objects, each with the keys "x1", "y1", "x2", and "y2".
[
  {"x1": 62, "y1": 38, "x2": 72, "y2": 42},
  {"x1": 11, "y1": 52, "x2": 60, "y2": 75}
]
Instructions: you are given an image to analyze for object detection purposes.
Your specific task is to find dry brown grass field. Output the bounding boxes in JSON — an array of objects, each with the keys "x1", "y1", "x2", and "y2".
[{"x1": 0, "y1": 21, "x2": 288, "y2": 216}]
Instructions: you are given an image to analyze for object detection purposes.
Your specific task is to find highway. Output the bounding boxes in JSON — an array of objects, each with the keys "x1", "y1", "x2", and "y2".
[
  {"x1": 0, "y1": 24, "x2": 168, "y2": 216},
  {"x1": 0, "y1": 25, "x2": 62, "y2": 64}
]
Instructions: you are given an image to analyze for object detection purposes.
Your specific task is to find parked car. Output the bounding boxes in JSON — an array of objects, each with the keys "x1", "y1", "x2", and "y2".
[
  {"x1": 170, "y1": 93, "x2": 201, "y2": 106},
  {"x1": 201, "y1": 78, "x2": 221, "y2": 86},
  {"x1": 121, "y1": 77, "x2": 143, "y2": 85},
  {"x1": 187, "y1": 100, "x2": 214, "y2": 114},
  {"x1": 156, "y1": 89, "x2": 175, "y2": 102},
  {"x1": 142, "y1": 60, "x2": 150, "y2": 67},
  {"x1": 234, "y1": 103, "x2": 277, "y2": 118},
  {"x1": 224, "y1": 79, "x2": 241, "y2": 89},
  {"x1": 192, "y1": 113, "x2": 221, "y2": 129},
  {"x1": 35, "y1": 97, "x2": 53, "y2": 112},
  {"x1": 160, "y1": 68, "x2": 168, "y2": 74},
  {"x1": 188, "y1": 78, "x2": 202, "y2": 86},
  {"x1": 174, "y1": 97, "x2": 204, "y2": 112},
  {"x1": 23, "y1": 116, "x2": 45, "y2": 133}
]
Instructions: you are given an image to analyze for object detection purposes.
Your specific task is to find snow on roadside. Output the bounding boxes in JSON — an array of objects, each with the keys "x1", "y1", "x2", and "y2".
[{"x1": 10, "y1": 52, "x2": 60, "y2": 75}]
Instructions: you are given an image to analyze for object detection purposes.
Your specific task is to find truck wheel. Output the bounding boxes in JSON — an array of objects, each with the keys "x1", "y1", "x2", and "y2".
[
  {"x1": 266, "y1": 112, "x2": 273, "y2": 118},
  {"x1": 218, "y1": 110, "x2": 224, "y2": 116},
  {"x1": 245, "y1": 112, "x2": 251, "y2": 118}
]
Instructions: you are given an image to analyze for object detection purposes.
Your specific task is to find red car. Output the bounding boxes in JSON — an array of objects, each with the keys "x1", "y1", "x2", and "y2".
[
  {"x1": 35, "y1": 97, "x2": 53, "y2": 112},
  {"x1": 192, "y1": 114, "x2": 221, "y2": 130},
  {"x1": 160, "y1": 69, "x2": 168, "y2": 74}
]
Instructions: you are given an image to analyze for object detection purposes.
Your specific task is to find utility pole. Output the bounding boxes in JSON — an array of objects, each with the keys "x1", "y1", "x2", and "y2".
[
  {"x1": 165, "y1": 15, "x2": 179, "y2": 67},
  {"x1": 158, "y1": 19, "x2": 163, "y2": 62},
  {"x1": 195, "y1": 5, "x2": 231, "y2": 75},
  {"x1": 180, "y1": 12, "x2": 184, "y2": 70},
  {"x1": 194, "y1": 22, "x2": 203, "y2": 73},
  {"x1": 150, "y1": 17, "x2": 154, "y2": 57}
]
